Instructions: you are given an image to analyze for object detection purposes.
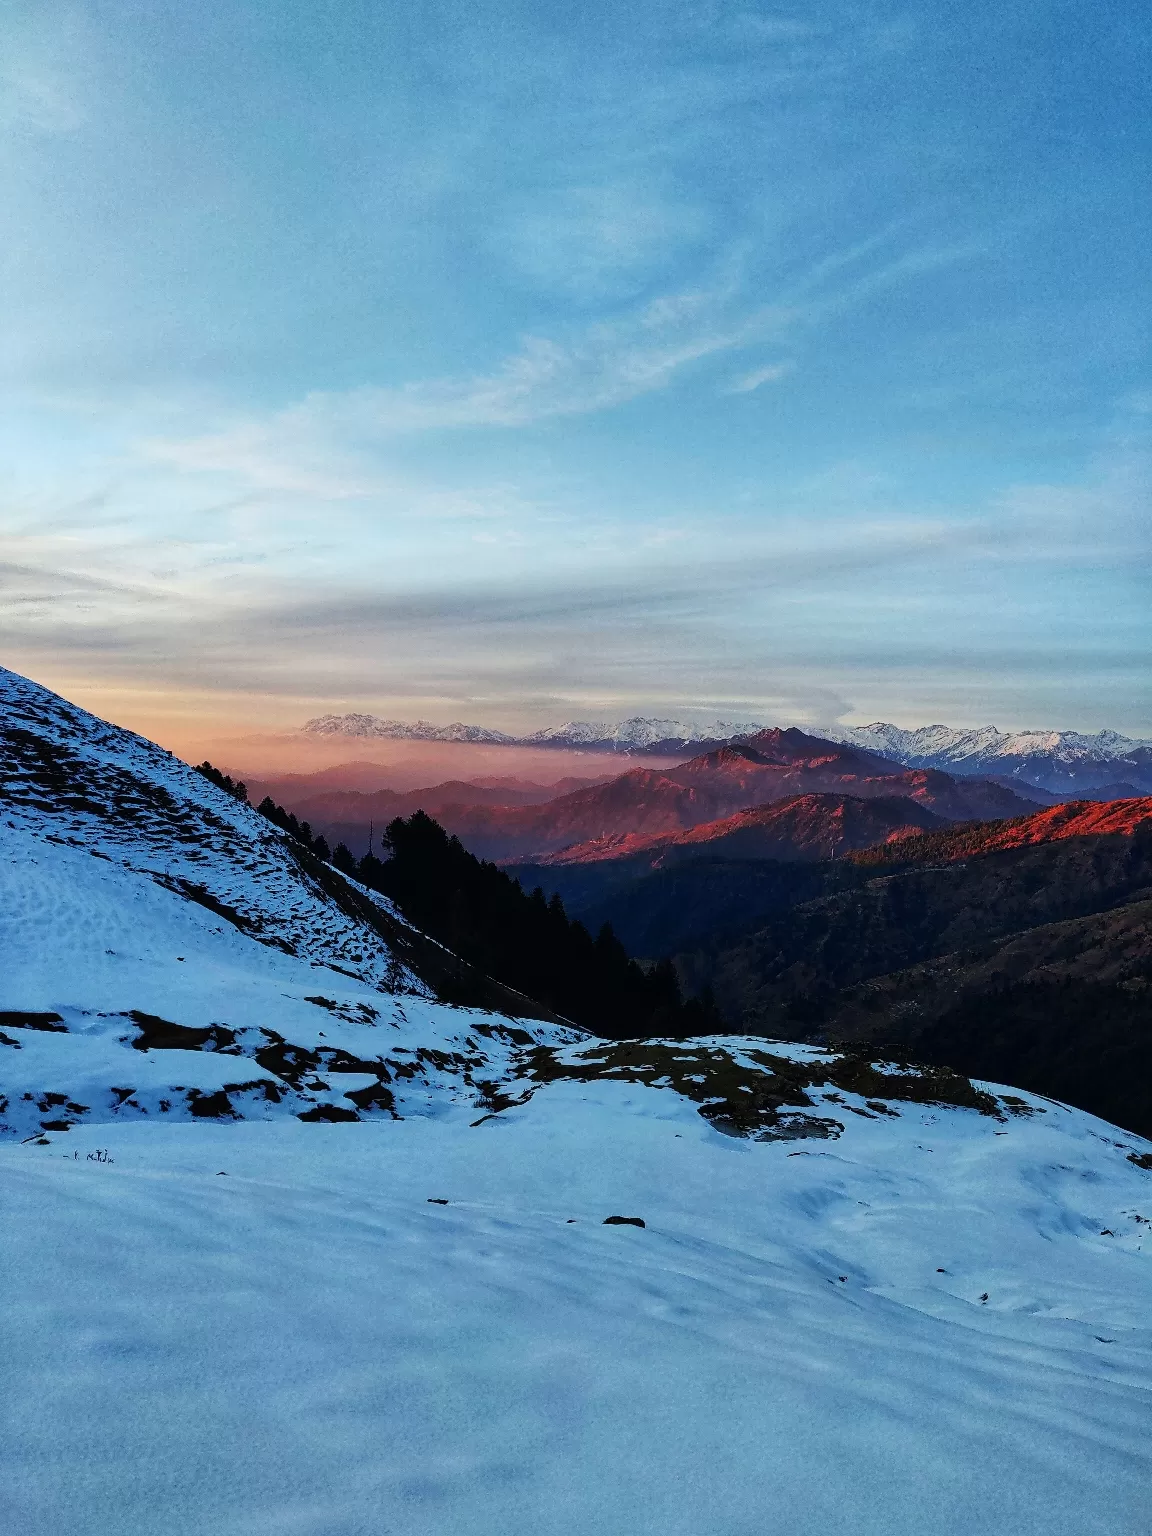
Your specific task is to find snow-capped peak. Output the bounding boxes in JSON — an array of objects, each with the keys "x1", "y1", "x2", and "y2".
[
  {"x1": 303, "y1": 713, "x2": 765, "y2": 751},
  {"x1": 304, "y1": 713, "x2": 518, "y2": 744},
  {"x1": 816, "y1": 719, "x2": 1152, "y2": 793},
  {"x1": 823, "y1": 721, "x2": 1152, "y2": 764},
  {"x1": 524, "y1": 716, "x2": 764, "y2": 749}
]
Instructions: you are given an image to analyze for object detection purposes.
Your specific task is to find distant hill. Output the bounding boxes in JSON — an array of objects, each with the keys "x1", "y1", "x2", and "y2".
[
  {"x1": 846, "y1": 796, "x2": 1152, "y2": 867},
  {"x1": 538, "y1": 792, "x2": 948, "y2": 868},
  {"x1": 708, "y1": 805, "x2": 1152, "y2": 1023},
  {"x1": 696, "y1": 811, "x2": 1152, "y2": 1133},
  {"x1": 505, "y1": 797, "x2": 1152, "y2": 1138}
]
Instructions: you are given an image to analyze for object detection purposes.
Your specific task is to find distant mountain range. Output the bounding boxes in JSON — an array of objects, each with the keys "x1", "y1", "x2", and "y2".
[
  {"x1": 820, "y1": 722, "x2": 1152, "y2": 796},
  {"x1": 303, "y1": 711, "x2": 1152, "y2": 794},
  {"x1": 281, "y1": 727, "x2": 1039, "y2": 865},
  {"x1": 303, "y1": 713, "x2": 761, "y2": 753}
]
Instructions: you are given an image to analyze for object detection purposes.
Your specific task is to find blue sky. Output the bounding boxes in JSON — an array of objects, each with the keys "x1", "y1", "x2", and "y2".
[{"x1": 2, "y1": 0, "x2": 1149, "y2": 744}]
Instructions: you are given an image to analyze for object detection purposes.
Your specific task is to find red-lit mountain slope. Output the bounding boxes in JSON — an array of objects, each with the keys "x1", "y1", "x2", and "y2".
[
  {"x1": 849, "y1": 796, "x2": 1152, "y2": 867},
  {"x1": 540, "y1": 793, "x2": 949, "y2": 868}
]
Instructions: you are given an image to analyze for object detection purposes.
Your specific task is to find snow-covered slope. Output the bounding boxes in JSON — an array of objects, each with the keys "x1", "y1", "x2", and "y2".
[
  {"x1": 3, "y1": 667, "x2": 1152, "y2": 1535},
  {"x1": 823, "y1": 722, "x2": 1152, "y2": 795},
  {"x1": 0, "y1": 664, "x2": 574, "y2": 1138}
]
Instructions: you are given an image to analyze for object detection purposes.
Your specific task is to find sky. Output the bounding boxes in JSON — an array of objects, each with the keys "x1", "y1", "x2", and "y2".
[{"x1": 2, "y1": 0, "x2": 1150, "y2": 751}]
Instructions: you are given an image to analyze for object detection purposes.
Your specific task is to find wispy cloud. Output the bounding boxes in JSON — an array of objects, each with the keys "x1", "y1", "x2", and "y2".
[
  {"x1": 726, "y1": 361, "x2": 794, "y2": 394},
  {"x1": 4, "y1": 453, "x2": 1148, "y2": 737},
  {"x1": 140, "y1": 280, "x2": 793, "y2": 489},
  {"x1": 0, "y1": 513, "x2": 968, "y2": 691},
  {"x1": 142, "y1": 424, "x2": 388, "y2": 501},
  {"x1": 140, "y1": 220, "x2": 989, "y2": 498}
]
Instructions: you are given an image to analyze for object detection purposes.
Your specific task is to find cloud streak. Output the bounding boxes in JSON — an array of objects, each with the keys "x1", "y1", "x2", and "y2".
[
  {"x1": 142, "y1": 224, "x2": 982, "y2": 496},
  {"x1": 144, "y1": 282, "x2": 791, "y2": 491},
  {"x1": 726, "y1": 362, "x2": 794, "y2": 394}
]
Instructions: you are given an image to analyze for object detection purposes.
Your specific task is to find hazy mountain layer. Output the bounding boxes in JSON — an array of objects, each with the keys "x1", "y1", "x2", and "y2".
[
  {"x1": 386, "y1": 730, "x2": 1039, "y2": 863},
  {"x1": 244, "y1": 772, "x2": 610, "y2": 858}
]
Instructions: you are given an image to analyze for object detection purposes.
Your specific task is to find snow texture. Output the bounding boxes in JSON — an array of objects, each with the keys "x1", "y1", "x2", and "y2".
[{"x1": 4, "y1": 1085, "x2": 1152, "y2": 1536}]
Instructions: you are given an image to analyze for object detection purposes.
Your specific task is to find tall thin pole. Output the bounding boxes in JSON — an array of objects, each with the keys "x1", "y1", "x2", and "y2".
[{"x1": 368, "y1": 818, "x2": 374, "y2": 858}]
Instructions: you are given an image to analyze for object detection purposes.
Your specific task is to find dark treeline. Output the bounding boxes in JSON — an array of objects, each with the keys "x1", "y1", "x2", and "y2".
[
  {"x1": 195, "y1": 761, "x2": 248, "y2": 804},
  {"x1": 359, "y1": 813, "x2": 722, "y2": 1038},
  {"x1": 195, "y1": 762, "x2": 717, "y2": 1037},
  {"x1": 256, "y1": 796, "x2": 332, "y2": 863}
]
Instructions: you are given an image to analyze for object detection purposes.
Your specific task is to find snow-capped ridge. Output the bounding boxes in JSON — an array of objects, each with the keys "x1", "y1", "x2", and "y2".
[
  {"x1": 524, "y1": 716, "x2": 765, "y2": 749},
  {"x1": 303, "y1": 712, "x2": 764, "y2": 751},
  {"x1": 819, "y1": 719, "x2": 1152, "y2": 795},
  {"x1": 825, "y1": 720, "x2": 1152, "y2": 764},
  {"x1": 305, "y1": 713, "x2": 518, "y2": 744},
  {"x1": 302, "y1": 708, "x2": 1152, "y2": 792}
]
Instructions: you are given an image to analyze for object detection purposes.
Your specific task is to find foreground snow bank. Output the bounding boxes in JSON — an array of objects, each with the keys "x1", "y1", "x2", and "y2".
[{"x1": 3, "y1": 1081, "x2": 1150, "y2": 1536}]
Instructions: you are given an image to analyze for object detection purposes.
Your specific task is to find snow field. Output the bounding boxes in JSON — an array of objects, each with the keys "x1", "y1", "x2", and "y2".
[{"x1": 3, "y1": 1081, "x2": 1151, "y2": 1536}]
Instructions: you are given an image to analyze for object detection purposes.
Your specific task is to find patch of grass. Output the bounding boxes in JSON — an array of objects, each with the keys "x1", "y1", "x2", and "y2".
[
  {"x1": 0, "y1": 1011, "x2": 66, "y2": 1032},
  {"x1": 523, "y1": 1039, "x2": 997, "y2": 1140},
  {"x1": 129, "y1": 1010, "x2": 239, "y2": 1053}
]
